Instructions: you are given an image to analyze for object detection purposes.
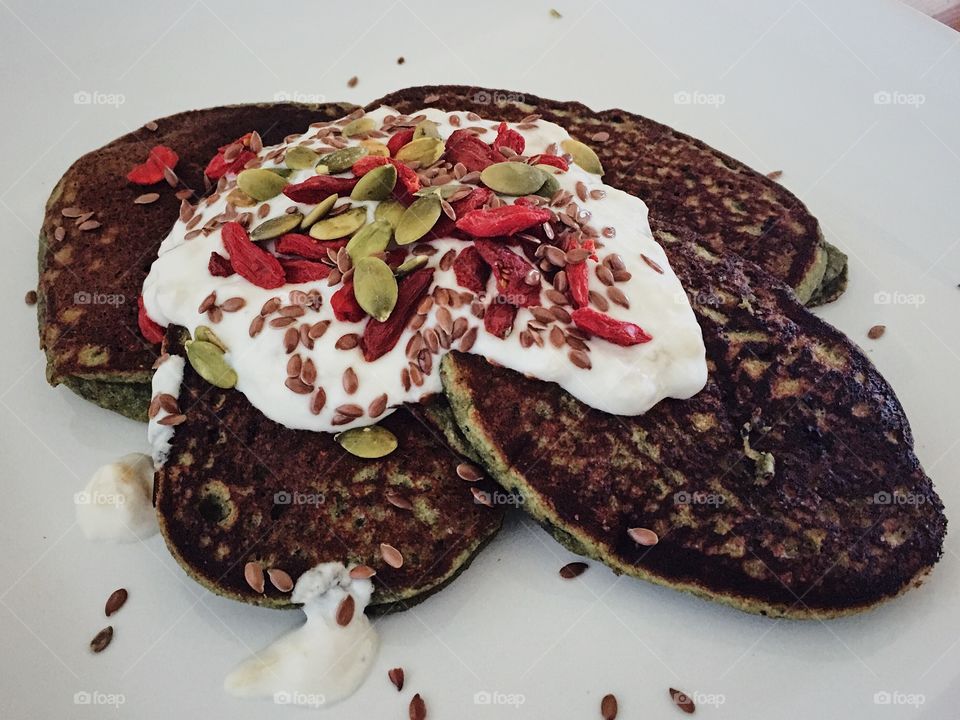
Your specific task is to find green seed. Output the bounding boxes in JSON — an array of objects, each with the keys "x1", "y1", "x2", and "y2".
[
  {"x1": 308, "y1": 207, "x2": 367, "y2": 240},
  {"x1": 318, "y1": 146, "x2": 367, "y2": 173},
  {"x1": 237, "y1": 168, "x2": 288, "y2": 201},
  {"x1": 346, "y1": 220, "x2": 392, "y2": 263},
  {"x1": 353, "y1": 257, "x2": 398, "y2": 322},
  {"x1": 250, "y1": 212, "x2": 304, "y2": 242},
  {"x1": 394, "y1": 254, "x2": 428, "y2": 278},
  {"x1": 412, "y1": 120, "x2": 441, "y2": 140},
  {"x1": 395, "y1": 137, "x2": 445, "y2": 167},
  {"x1": 336, "y1": 425, "x2": 398, "y2": 459},
  {"x1": 226, "y1": 188, "x2": 256, "y2": 207},
  {"x1": 341, "y1": 117, "x2": 376, "y2": 138},
  {"x1": 268, "y1": 168, "x2": 293, "y2": 178},
  {"x1": 480, "y1": 162, "x2": 546, "y2": 196},
  {"x1": 194, "y1": 326, "x2": 227, "y2": 352},
  {"x1": 350, "y1": 164, "x2": 397, "y2": 201},
  {"x1": 185, "y1": 340, "x2": 237, "y2": 389},
  {"x1": 285, "y1": 146, "x2": 320, "y2": 170},
  {"x1": 374, "y1": 199, "x2": 406, "y2": 229},
  {"x1": 414, "y1": 183, "x2": 470, "y2": 200},
  {"x1": 300, "y1": 194, "x2": 339, "y2": 230},
  {"x1": 395, "y1": 195, "x2": 441, "y2": 245},
  {"x1": 561, "y1": 138, "x2": 604, "y2": 175},
  {"x1": 534, "y1": 165, "x2": 561, "y2": 198}
]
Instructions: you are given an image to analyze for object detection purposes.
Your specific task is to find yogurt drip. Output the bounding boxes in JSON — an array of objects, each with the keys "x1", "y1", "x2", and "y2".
[{"x1": 75, "y1": 453, "x2": 158, "y2": 542}]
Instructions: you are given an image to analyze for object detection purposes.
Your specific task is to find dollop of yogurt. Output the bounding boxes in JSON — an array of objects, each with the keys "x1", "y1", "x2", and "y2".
[
  {"x1": 75, "y1": 453, "x2": 158, "y2": 542},
  {"x1": 224, "y1": 562, "x2": 377, "y2": 709}
]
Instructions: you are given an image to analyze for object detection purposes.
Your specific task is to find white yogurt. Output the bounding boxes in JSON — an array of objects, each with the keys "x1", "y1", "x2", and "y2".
[
  {"x1": 146, "y1": 354, "x2": 185, "y2": 467},
  {"x1": 75, "y1": 453, "x2": 157, "y2": 542}
]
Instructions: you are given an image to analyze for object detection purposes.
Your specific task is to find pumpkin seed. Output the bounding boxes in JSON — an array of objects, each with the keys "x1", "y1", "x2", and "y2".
[
  {"x1": 534, "y1": 165, "x2": 561, "y2": 198},
  {"x1": 226, "y1": 188, "x2": 256, "y2": 207},
  {"x1": 308, "y1": 207, "x2": 367, "y2": 240},
  {"x1": 346, "y1": 220, "x2": 392, "y2": 262},
  {"x1": 480, "y1": 162, "x2": 546, "y2": 195},
  {"x1": 336, "y1": 425, "x2": 398, "y2": 458},
  {"x1": 237, "y1": 168, "x2": 288, "y2": 201},
  {"x1": 394, "y1": 254, "x2": 428, "y2": 277},
  {"x1": 315, "y1": 164, "x2": 330, "y2": 175},
  {"x1": 353, "y1": 256, "x2": 398, "y2": 322},
  {"x1": 350, "y1": 164, "x2": 397, "y2": 201},
  {"x1": 414, "y1": 183, "x2": 470, "y2": 200},
  {"x1": 412, "y1": 119, "x2": 441, "y2": 140},
  {"x1": 374, "y1": 199, "x2": 405, "y2": 229},
  {"x1": 318, "y1": 146, "x2": 367, "y2": 173},
  {"x1": 268, "y1": 168, "x2": 293, "y2": 178},
  {"x1": 360, "y1": 140, "x2": 390, "y2": 157},
  {"x1": 342, "y1": 117, "x2": 376, "y2": 138},
  {"x1": 300, "y1": 194, "x2": 338, "y2": 230},
  {"x1": 250, "y1": 212, "x2": 304, "y2": 241},
  {"x1": 185, "y1": 340, "x2": 237, "y2": 388},
  {"x1": 395, "y1": 137, "x2": 445, "y2": 167},
  {"x1": 194, "y1": 326, "x2": 227, "y2": 352},
  {"x1": 561, "y1": 138, "x2": 604, "y2": 174},
  {"x1": 395, "y1": 195, "x2": 441, "y2": 245},
  {"x1": 285, "y1": 146, "x2": 319, "y2": 170}
]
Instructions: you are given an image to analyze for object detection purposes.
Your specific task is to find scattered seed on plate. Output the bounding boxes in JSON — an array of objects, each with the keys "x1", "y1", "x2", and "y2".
[
  {"x1": 388, "y1": 667, "x2": 405, "y2": 691},
  {"x1": 409, "y1": 693, "x2": 427, "y2": 720},
  {"x1": 104, "y1": 588, "x2": 128, "y2": 616},
  {"x1": 559, "y1": 562, "x2": 588, "y2": 579},
  {"x1": 90, "y1": 626, "x2": 113, "y2": 653},
  {"x1": 669, "y1": 688, "x2": 696, "y2": 714},
  {"x1": 24, "y1": 290, "x2": 37, "y2": 305},
  {"x1": 766, "y1": 170, "x2": 783, "y2": 180},
  {"x1": 868, "y1": 324, "x2": 886, "y2": 339},
  {"x1": 347, "y1": 76, "x2": 358, "y2": 88},
  {"x1": 601, "y1": 693, "x2": 618, "y2": 720}
]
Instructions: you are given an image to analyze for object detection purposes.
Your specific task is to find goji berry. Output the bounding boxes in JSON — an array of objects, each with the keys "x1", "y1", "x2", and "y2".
[
  {"x1": 571, "y1": 307, "x2": 652, "y2": 346},
  {"x1": 221, "y1": 222, "x2": 286, "y2": 289},
  {"x1": 279, "y1": 258, "x2": 332, "y2": 283},
  {"x1": 282, "y1": 175, "x2": 359, "y2": 204},
  {"x1": 453, "y1": 246, "x2": 490, "y2": 293},
  {"x1": 445, "y1": 129, "x2": 500, "y2": 172},
  {"x1": 529, "y1": 154, "x2": 569, "y2": 172},
  {"x1": 361, "y1": 268, "x2": 435, "y2": 361},
  {"x1": 275, "y1": 233, "x2": 347, "y2": 260},
  {"x1": 205, "y1": 133, "x2": 257, "y2": 179},
  {"x1": 127, "y1": 145, "x2": 179, "y2": 185},
  {"x1": 355, "y1": 157, "x2": 420, "y2": 196},
  {"x1": 331, "y1": 281, "x2": 366, "y2": 322},
  {"x1": 427, "y1": 187, "x2": 492, "y2": 240},
  {"x1": 387, "y1": 128, "x2": 415, "y2": 157},
  {"x1": 474, "y1": 240, "x2": 540, "y2": 307},
  {"x1": 351, "y1": 155, "x2": 391, "y2": 176},
  {"x1": 483, "y1": 298, "x2": 518, "y2": 339},
  {"x1": 456, "y1": 204, "x2": 553, "y2": 238},
  {"x1": 491, "y1": 121, "x2": 525, "y2": 155},
  {"x1": 566, "y1": 259, "x2": 589, "y2": 308},
  {"x1": 208, "y1": 251, "x2": 235, "y2": 277},
  {"x1": 137, "y1": 295, "x2": 165, "y2": 344}
]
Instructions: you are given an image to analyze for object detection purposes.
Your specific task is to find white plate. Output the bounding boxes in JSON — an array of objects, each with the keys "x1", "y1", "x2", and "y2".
[{"x1": 2, "y1": 1, "x2": 959, "y2": 717}]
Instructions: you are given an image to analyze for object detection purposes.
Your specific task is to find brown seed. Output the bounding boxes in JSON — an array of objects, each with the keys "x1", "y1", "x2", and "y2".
[
  {"x1": 78, "y1": 220, "x2": 101, "y2": 231},
  {"x1": 336, "y1": 594, "x2": 356, "y2": 626},
  {"x1": 308, "y1": 320, "x2": 331, "y2": 339},
  {"x1": 279, "y1": 304, "x2": 306, "y2": 318},
  {"x1": 198, "y1": 291, "x2": 217, "y2": 313},
  {"x1": 550, "y1": 305, "x2": 572, "y2": 323},
  {"x1": 380, "y1": 542, "x2": 403, "y2": 568},
  {"x1": 589, "y1": 290, "x2": 610, "y2": 312},
  {"x1": 343, "y1": 367, "x2": 359, "y2": 394},
  {"x1": 459, "y1": 326, "x2": 478, "y2": 352},
  {"x1": 388, "y1": 667, "x2": 405, "y2": 691},
  {"x1": 418, "y1": 349, "x2": 433, "y2": 374},
  {"x1": 349, "y1": 565, "x2": 376, "y2": 580},
  {"x1": 134, "y1": 192, "x2": 160, "y2": 205},
  {"x1": 596, "y1": 265, "x2": 615, "y2": 286},
  {"x1": 285, "y1": 377, "x2": 312, "y2": 394},
  {"x1": 559, "y1": 562, "x2": 588, "y2": 579},
  {"x1": 148, "y1": 396, "x2": 161, "y2": 419},
  {"x1": 220, "y1": 297, "x2": 246, "y2": 312},
  {"x1": 368, "y1": 393, "x2": 388, "y2": 418},
  {"x1": 248, "y1": 315, "x2": 265, "y2": 337},
  {"x1": 157, "y1": 413, "x2": 187, "y2": 426},
  {"x1": 336, "y1": 333, "x2": 360, "y2": 350},
  {"x1": 408, "y1": 362, "x2": 424, "y2": 387},
  {"x1": 607, "y1": 287, "x2": 630, "y2": 309},
  {"x1": 602, "y1": 226, "x2": 616, "y2": 239},
  {"x1": 451, "y1": 316, "x2": 468, "y2": 340},
  {"x1": 641, "y1": 253, "x2": 665, "y2": 274},
  {"x1": 206, "y1": 306, "x2": 223, "y2": 324},
  {"x1": 549, "y1": 326, "x2": 565, "y2": 348},
  {"x1": 766, "y1": 169, "x2": 783, "y2": 180},
  {"x1": 310, "y1": 387, "x2": 327, "y2": 415},
  {"x1": 261, "y1": 297, "x2": 282, "y2": 315},
  {"x1": 386, "y1": 492, "x2": 413, "y2": 511},
  {"x1": 435, "y1": 306, "x2": 454, "y2": 334},
  {"x1": 104, "y1": 588, "x2": 128, "y2": 616},
  {"x1": 439, "y1": 249, "x2": 456, "y2": 271},
  {"x1": 283, "y1": 327, "x2": 299, "y2": 353},
  {"x1": 456, "y1": 462, "x2": 483, "y2": 482},
  {"x1": 417, "y1": 295, "x2": 434, "y2": 315},
  {"x1": 347, "y1": 75, "x2": 358, "y2": 88},
  {"x1": 157, "y1": 394, "x2": 179, "y2": 413},
  {"x1": 601, "y1": 693, "x2": 618, "y2": 720},
  {"x1": 61, "y1": 206, "x2": 84, "y2": 218},
  {"x1": 409, "y1": 693, "x2": 426, "y2": 720},
  {"x1": 400, "y1": 367, "x2": 411, "y2": 391},
  {"x1": 868, "y1": 324, "x2": 886, "y2": 339},
  {"x1": 545, "y1": 288, "x2": 569, "y2": 306},
  {"x1": 144, "y1": 120, "x2": 159, "y2": 131},
  {"x1": 267, "y1": 568, "x2": 294, "y2": 592},
  {"x1": 669, "y1": 688, "x2": 695, "y2": 714},
  {"x1": 90, "y1": 626, "x2": 113, "y2": 653},
  {"x1": 628, "y1": 527, "x2": 659, "y2": 546},
  {"x1": 423, "y1": 327, "x2": 440, "y2": 353},
  {"x1": 471, "y1": 487, "x2": 494, "y2": 507},
  {"x1": 244, "y1": 562, "x2": 265, "y2": 593},
  {"x1": 24, "y1": 290, "x2": 38, "y2": 305},
  {"x1": 334, "y1": 403, "x2": 363, "y2": 418},
  {"x1": 54, "y1": 226, "x2": 66, "y2": 241},
  {"x1": 287, "y1": 354, "x2": 303, "y2": 378},
  {"x1": 569, "y1": 349, "x2": 592, "y2": 369},
  {"x1": 301, "y1": 358, "x2": 317, "y2": 385}
]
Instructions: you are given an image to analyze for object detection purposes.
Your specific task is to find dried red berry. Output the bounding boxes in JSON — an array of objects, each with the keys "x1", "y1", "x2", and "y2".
[
  {"x1": 331, "y1": 281, "x2": 366, "y2": 322},
  {"x1": 453, "y1": 246, "x2": 490, "y2": 293},
  {"x1": 387, "y1": 127, "x2": 414, "y2": 157},
  {"x1": 566, "y1": 260, "x2": 589, "y2": 307},
  {"x1": 221, "y1": 222, "x2": 285, "y2": 289},
  {"x1": 361, "y1": 268, "x2": 435, "y2": 361},
  {"x1": 204, "y1": 133, "x2": 257, "y2": 179},
  {"x1": 127, "y1": 145, "x2": 179, "y2": 185},
  {"x1": 275, "y1": 233, "x2": 347, "y2": 260},
  {"x1": 456, "y1": 205, "x2": 553, "y2": 238},
  {"x1": 484, "y1": 298, "x2": 518, "y2": 339},
  {"x1": 491, "y1": 121, "x2": 525, "y2": 155},
  {"x1": 282, "y1": 175, "x2": 358, "y2": 204},
  {"x1": 137, "y1": 295, "x2": 165, "y2": 344},
  {"x1": 474, "y1": 240, "x2": 540, "y2": 307},
  {"x1": 279, "y1": 258, "x2": 332, "y2": 283},
  {"x1": 352, "y1": 155, "x2": 390, "y2": 176},
  {"x1": 571, "y1": 307, "x2": 652, "y2": 346},
  {"x1": 529, "y1": 154, "x2": 569, "y2": 172},
  {"x1": 427, "y1": 187, "x2": 492, "y2": 240},
  {"x1": 208, "y1": 251, "x2": 235, "y2": 277},
  {"x1": 445, "y1": 129, "x2": 500, "y2": 172}
]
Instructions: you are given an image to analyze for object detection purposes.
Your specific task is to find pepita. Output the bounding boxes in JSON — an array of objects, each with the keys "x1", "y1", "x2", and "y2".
[
  {"x1": 395, "y1": 137, "x2": 445, "y2": 167},
  {"x1": 346, "y1": 220, "x2": 392, "y2": 263},
  {"x1": 395, "y1": 195, "x2": 441, "y2": 245},
  {"x1": 534, "y1": 165, "x2": 561, "y2": 198},
  {"x1": 318, "y1": 146, "x2": 367, "y2": 174},
  {"x1": 309, "y1": 207, "x2": 367, "y2": 240},
  {"x1": 341, "y1": 117, "x2": 376, "y2": 138},
  {"x1": 194, "y1": 326, "x2": 228, "y2": 352},
  {"x1": 350, "y1": 164, "x2": 397, "y2": 201},
  {"x1": 336, "y1": 424, "x2": 398, "y2": 458},
  {"x1": 374, "y1": 199, "x2": 406, "y2": 229},
  {"x1": 414, "y1": 183, "x2": 470, "y2": 200},
  {"x1": 360, "y1": 140, "x2": 390, "y2": 157},
  {"x1": 268, "y1": 168, "x2": 293, "y2": 178},
  {"x1": 250, "y1": 212, "x2": 304, "y2": 241},
  {"x1": 226, "y1": 188, "x2": 256, "y2": 207},
  {"x1": 237, "y1": 168, "x2": 288, "y2": 201},
  {"x1": 353, "y1": 257, "x2": 398, "y2": 322},
  {"x1": 284, "y1": 146, "x2": 319, "y2": 170},
  {"x1": 300, "y1": 194, "x2": 338, "y2": 230},
  {"x1": 394, "y1": 254, "x2": 428, "y2": 278},
  {"x1": 185, "y1": 340, "x2": 237, "y2": 388},
  {"x1": 561, "y1": 138, "x2": 604, "y2": 175},
  {"x1": 480, "y1": 162, "x2": 546, "y2": 196},
  {"x1": 412, "y1": 119, "x2": 441, "y2": 140}
]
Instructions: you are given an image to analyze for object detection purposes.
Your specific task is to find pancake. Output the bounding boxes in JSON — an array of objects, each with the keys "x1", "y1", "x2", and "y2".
[{"x1": 441, "y1": 226, "x2": 944, "y2": 618}]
